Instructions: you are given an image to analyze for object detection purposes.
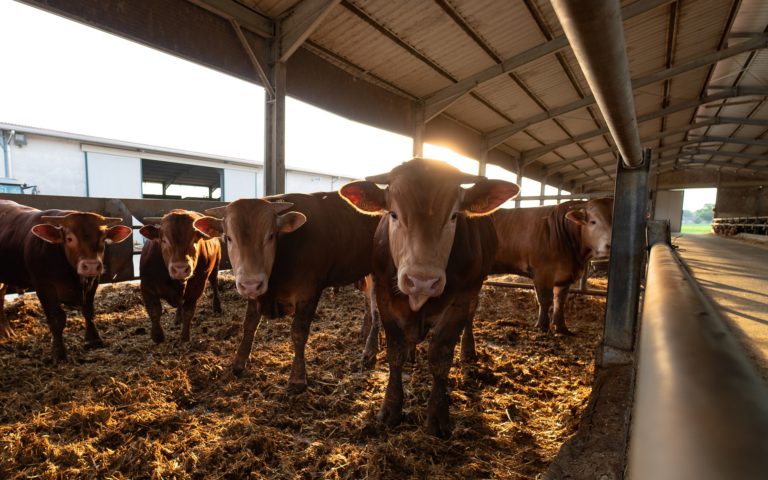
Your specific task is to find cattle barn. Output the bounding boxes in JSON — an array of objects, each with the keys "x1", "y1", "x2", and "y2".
[{"x1": 0, "y1": 1, "x2": 767, "y2": 479}]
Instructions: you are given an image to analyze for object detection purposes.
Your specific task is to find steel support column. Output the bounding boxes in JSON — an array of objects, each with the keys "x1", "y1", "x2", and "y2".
[
  {"x1": 264, "y1": 26, "x2": 286, "y2": 195},
  {"x1": 602, "y1": 149, "x2": 651, "y2": 365},
  {"x1": 478, "y1": 138, "x2": 488, "y2": 176},
  {"x1": 514, "y1": 159, "x2": 522, "y2": 208}
]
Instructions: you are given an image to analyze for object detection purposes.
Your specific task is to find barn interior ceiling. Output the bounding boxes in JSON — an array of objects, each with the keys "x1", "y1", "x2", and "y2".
[{"x1": 20, "y1": 0, "x2": 768, "y2": 192}]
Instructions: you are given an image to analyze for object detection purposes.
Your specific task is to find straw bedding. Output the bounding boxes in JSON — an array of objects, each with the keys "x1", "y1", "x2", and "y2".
[{"x1": 0, "y1": 274, "x2": 606, "y2": 479}]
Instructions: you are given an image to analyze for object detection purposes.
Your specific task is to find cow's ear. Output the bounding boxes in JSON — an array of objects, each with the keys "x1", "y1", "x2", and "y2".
[
  {"x1": 139, "y1": 225, "x2": 160, "y2": 240},
  {"x1": 106, "y1": 225, "x2": 133, "y2": 244},
  {"x1": 31, "y1": 224, "x2": 63, "y2": 244},
  {"x1": 461, "y1": 180, "x2": 520, "y2": 216},
  {"x1": 565, "y1": 208, "x2": 588, "y2": 225},
  {"x1": 277, "y1": 211, "x2": 306, "y2": 234},
  {"x1": 193, "y1": 216, "x2": 224, "y2": 238},
  {"x1": 339, "y1": 181, "x2": 387, "y2": 214}
]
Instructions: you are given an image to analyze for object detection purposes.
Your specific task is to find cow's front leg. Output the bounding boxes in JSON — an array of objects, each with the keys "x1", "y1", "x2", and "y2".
[
  {"x1": 209, "y1": 269, "x2": 222, "y2": 314},
  {"x1": 141, "y1": 285, "x2": 165, "y2": 343},
  {"x1": 0, "y1": 284, "x2": 14, "y2": 339},
  {"x1": 460, "y1": 294, "x2": 480, "y2": 363},
  {"x1": 81, "y1": 283, "x2": 104, "y2": 349},
  {"x1": 552, "y1": 284, "x2": 573, "y2": 335},
  {"x1": 378, "y1": 316, "x2": 407, "y2": 427},
  {"x1": 38, "y1": 290, "x2": 68, "y2": 362},
  {"x1": 178, "y1": 297, "x2": 201, "y2": 343},
  {"x1": 232, "y1": 299, "x2": 262, "y2": 376},
  {"x1": 361, "y1": 282, "x2": 381, "y2": 370},
  {"x1": 425, "y1": 308, "x2": 465, "y2": 438},
  {"x1": 533, "y1": 283, "x2": 554, "y2": 332},
  {"x1": 288, "y1": 295, "x2": 320, "y2": 394}
]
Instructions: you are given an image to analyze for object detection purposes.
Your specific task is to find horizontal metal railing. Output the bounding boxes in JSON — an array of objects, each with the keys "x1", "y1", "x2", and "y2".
[{"x1": 627, "y1": 243, "x2": 768, "y2": 479}]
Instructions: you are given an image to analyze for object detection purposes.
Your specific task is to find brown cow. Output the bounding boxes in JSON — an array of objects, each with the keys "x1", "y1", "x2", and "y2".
[
  {"x1": 193, "y1": 192, "x2": 380, "y2": 392},
  {"x1": 340, "y1": 158, "x2": 519, "y2": 438},
  {"x1": 0, "y1": 200, "x2": 132, "y2": 360},
  {"x1": 139, "y1": 210, "x2": 222, "y2": 344},
  {"x1": 487, "y1": 198, "x2": 613, "y2": 336}
]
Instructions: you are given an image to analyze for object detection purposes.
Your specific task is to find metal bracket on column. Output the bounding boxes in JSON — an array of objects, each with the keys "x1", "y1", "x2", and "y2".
[
  {"x1": 231, "y1": 19, "x2": 274, "y2": 98},
  {"x1": 601, "y1": 148, "x2": 651, "y2": 366}
]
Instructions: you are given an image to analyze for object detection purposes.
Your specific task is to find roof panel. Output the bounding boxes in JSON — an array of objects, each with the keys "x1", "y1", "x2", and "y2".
[
  {"x1": 449, "y1": 0, "x2": 549, "y2": 60},
  {"x1": 472, "y1": 75, "x2": 544, "y2": 122},
  {"x1": 444, "y1": 95, "x2": 509, "y2": 132},
  {"x1": 674, "y1": 0, "x2": 734, "y2": 64},
  {"x1": 515, "y1": 55, "x2": 582, "y2": 109},
  {"x1": 623, "y1": 4, "x2": 668, "y2": 77}
]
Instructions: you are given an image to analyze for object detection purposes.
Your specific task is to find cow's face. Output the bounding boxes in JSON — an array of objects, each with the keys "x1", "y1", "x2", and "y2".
[
  {"x1": 565, "y1": 197, "x2": 614, "y2": 258},
  {"x1": 341, "y1": 158, "x2": 519, "y2": 311},
  {"x1": 140, "y1": 211, "x2": 208, "y2": 282},
  {"x1": 194, "y1": 199, "x2": 305, "y2": 300},
  {"x1": 31, "y1": 213, "x2": 133, "y2": 278}
]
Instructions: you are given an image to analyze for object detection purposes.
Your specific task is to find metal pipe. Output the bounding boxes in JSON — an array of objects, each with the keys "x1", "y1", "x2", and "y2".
[
  {"x1": 551, "y1": 0, "x2": 643, "y2": 168},
  {"x1": 628, "y1": 244, "x2": 768, "y2": 479},
  {"x1": 484, "y1": 281, "x2": 606, "y2": 297},
  {"x1": 516, "y1": 192, "x2": 613, "y2": 202},
  {"x1": 602, "y1": 150, "x2": 650, "y2": 364}
]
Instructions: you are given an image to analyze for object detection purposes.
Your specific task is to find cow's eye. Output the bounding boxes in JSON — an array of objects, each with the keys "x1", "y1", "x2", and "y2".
[
  {"x1": 590, "y1": 220, "x2": 597, "y2": 225},
  {"x1": 267, "y1": 233, "x2": 275, "y2": 241},
  {"x1": 450, "y1": 212, "x2": 459, "y2": 222},
  {"x1": 224, "y1": 235, "x2": 231, "y2": 242},
  {"x1": 66, "y1": 236, "x2": 74, "y2": 243},
  {"x1": 390, "y1": 211, "x2": 399, "y2": 221}
]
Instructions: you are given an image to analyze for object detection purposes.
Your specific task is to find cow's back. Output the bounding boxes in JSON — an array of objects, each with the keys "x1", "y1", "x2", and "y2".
[
  {"x1": 492, "y1": 202, "x2": 579, "y2": 277},
  {"x1": 269, "y1": 192, "x2": 380, "y2": 294},
  {"x1": 0, "y1": 201, "x2": 74, "y2": 287}
]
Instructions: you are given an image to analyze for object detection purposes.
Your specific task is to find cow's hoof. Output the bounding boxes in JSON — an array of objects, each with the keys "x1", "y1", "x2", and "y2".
[
  {"x1": 85, "y1": 338, "x2": 105, "y2": 349},
  {"x1": 554, "y1": 326, "x2": 574, "y2": 336},
  {"x1": 361, "y1": 350, "x2": 377, "y2": 370},
  {"x1": 151, "y1": 330, "x2": 165, "y2": 344},
  {"x1": 461, "y1": 349, "x2": 478, "y2": 364},
  {"x1": 213, "y1": 307, "x2": 223, "y2": 315},
  {"x1": 534, "y1": 322, "x2": 549, "y2": 333},
  {"x1": 287, "y1": 381, "x2": 307, "y2": 395},
  {"x1": 425, "y1": 416, "x2": 452, "y2": 439},
  {"x1": 377, "y1": 405, "x2": 402, "y2": 428},
  {"x1": 52, "y1": 349, "x2": 68, "y2": 364},
  {"x1": 232, "y1": 364, "x2": 246, "y2": 377}
]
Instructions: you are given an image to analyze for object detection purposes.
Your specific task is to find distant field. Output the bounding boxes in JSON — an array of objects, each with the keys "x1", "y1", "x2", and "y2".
[{"x1": 681, "y1": 224, "x2": 712, "y2": 234}]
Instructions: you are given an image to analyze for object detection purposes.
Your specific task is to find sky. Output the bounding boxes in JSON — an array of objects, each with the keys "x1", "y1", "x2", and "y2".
[{"x1": 0, "y1": 1, "x2": 715, "y2": 209}]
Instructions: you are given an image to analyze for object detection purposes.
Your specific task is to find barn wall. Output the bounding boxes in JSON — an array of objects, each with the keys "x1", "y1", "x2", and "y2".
[
  {"x1": 9, "y1": 134, "x2": 86, "y2": 196},
  {"x1": 654, "y1": 190, "x2": 684, "y2": 232},
  {"x1": 223, "y1": 169, "x2": 258, "y2": 201},
  {"x1": 715, "y1": 186, "x2": 768, "y2": 218},
  {"x1": 87, "y1": 152, "x2": 142, "y2": 198},
  {"x1": 285, "y1": 170, "x2": 354, "y2": 194}
]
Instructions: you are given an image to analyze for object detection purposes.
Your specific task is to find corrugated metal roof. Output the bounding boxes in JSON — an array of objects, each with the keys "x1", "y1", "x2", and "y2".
[{"x1": 230, "y1": 0, "x2": 768, "y2": 189}]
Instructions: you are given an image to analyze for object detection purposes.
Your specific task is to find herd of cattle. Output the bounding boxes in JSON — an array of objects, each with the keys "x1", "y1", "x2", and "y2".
[{"x1": 0, "y1": 158, "x2": 613, "y2": 438}]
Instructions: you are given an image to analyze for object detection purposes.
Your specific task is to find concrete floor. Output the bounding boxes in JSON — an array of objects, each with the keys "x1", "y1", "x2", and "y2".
[{"x1": 673, "y1": 233, "x2": 768, "y2": 380}]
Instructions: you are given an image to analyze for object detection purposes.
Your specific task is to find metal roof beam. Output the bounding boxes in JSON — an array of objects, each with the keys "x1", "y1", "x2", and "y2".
[
  {"x1": 679, "y1": 149, "x2": 768, "y2": 162},
  {"x1": 422, "y1": 0, "x2": 674, "y2": 122},
  {"x1": 280, "y1": 0, "x2": 341, "y2": 62},
  {"x1": 688, "y1": 136, "x2": 768, "y2": 147},
  {"x1": 523, "y1": 87, "x2": 768, "y2": 175},
  {"x1": 545, "y1": 117, "x2": 768, "y2": 175},
  {"x1": 188, "y1": 0, "x2": 273, "y2": 38},
  {"x1": 511, "y1": 35, "x2": 768, "y2": 159}
]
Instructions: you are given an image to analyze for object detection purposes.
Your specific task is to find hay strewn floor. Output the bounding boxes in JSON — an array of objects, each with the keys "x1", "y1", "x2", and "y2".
[{"x1": 0, "y1": 274, "x2": 605, "y2": 479}]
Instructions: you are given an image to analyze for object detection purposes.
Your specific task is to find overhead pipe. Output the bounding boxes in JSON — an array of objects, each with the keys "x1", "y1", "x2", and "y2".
[{"x1": 551, "y1": 0, "x2": 644, "y2": 168}]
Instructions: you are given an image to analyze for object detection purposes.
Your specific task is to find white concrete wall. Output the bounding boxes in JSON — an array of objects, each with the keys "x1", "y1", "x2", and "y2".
[
  {"x1": 286, "y1": 170, "x2": 353, "y2": 194},
  {"x1": 654, "y1": 190, "x2": 684, "y2": 233},
  {"x1": 87, "y1": 152, "x2": 142, "y2": 198},
  {"x1": 224, "y1": 168, "x2": 257, "y2": 201},
  {"x1": 8, "y1": 134, "x2": 87, "y2": 196}
]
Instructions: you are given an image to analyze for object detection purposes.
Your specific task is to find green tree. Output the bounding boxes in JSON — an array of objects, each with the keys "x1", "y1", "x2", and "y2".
[{"x1": 694, "y1": 203, "x2": 714, "y2": 224}]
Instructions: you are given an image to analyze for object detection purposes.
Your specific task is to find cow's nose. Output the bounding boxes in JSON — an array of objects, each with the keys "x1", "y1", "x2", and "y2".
[
  {"x1": 169, "y1": 262, "x2": 192, "y2": 280},
  {"x1": 78, "y1": 260, "x2": 103, "y2": 277},
  {"x1": 404, "y1": 274, "x2": 442, "y2": 296},
  {"x1": 236, "y1": 276, "x2": 267, "y2": 299}
]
